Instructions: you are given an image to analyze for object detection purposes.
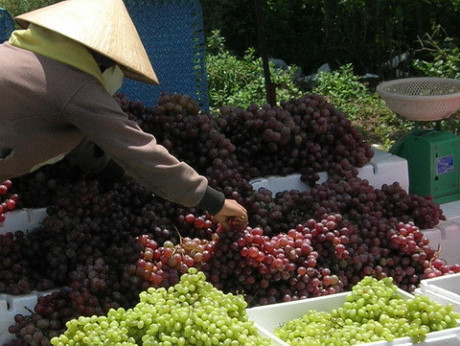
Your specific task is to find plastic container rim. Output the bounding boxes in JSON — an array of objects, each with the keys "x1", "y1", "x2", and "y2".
[{"x1": 376, "y1": 77, "x2": 460, "y2": 101}]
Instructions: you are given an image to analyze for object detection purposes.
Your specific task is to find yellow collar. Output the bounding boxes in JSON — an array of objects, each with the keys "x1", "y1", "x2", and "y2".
[{"x1": 9, "y1": 24, "x2": 104, "y2": 86}]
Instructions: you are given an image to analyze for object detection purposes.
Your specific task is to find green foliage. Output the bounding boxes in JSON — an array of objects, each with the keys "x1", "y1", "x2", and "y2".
[
  {"x1": 206, "y1": 30, "x2": 302, "y2": 112},
  {"x1": 411, "y1": 27, "x2": 460, "y2": 79},
  {"x1": 312, "y1": 64, "x2": 411, "y2": 150},
  {"x1": 410, "y1": 28, "x2": 460, "y2": 135},
  {"x1": 313, "y1": 64, "x2": 370, "y2": 121},
  {"x1": 0, "y1": 0, "x2": 59, "y2": 18},
  {"x1": 201, "y1": 0, "x2": 460, "y2": 78}
]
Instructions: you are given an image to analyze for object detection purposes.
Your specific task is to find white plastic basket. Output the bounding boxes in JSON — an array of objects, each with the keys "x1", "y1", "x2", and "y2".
[
  {"x1": 377, "y1": 77, "x2": 460, "y2": 121},
  {"x1": 418, "y1": 273, "x2": 460, "y2": 302},
  {"x1": 247, "y1": 289, "x2": 460, "y2": 345}
]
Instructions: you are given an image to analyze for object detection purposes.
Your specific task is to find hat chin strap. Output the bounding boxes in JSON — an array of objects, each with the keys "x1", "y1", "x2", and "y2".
[{"x1": 102, "y1": 65, "x2": 124, "y2": 95}]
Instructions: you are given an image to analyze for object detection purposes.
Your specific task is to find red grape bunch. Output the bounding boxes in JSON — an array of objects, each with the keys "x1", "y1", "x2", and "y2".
[
  {"x1": 135, "y1": 232, "x2": 218, "y2": 289},
  {"x1": 217, "y1": 94, "x2": 374, "y2": 185},
  {"x1": 0, "y1": 179, "x2": 19, "y2": 222},
  {"x1": 7, "y1": 289, "x2": 75, "y2": 346}
]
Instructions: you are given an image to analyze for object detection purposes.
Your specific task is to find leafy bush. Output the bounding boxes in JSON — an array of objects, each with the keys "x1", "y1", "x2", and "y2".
[
  {"x1": 313, "y1": 64, "x2": 373, "y2": 121},
  {"x1": 206, "y1": 30, "x2": 302, "y2": 113},
  {"x1": 411, "y1": 27, "x2": 460, "y2": 134},
  {"x1": 0, "y1": 0, "x2": 58, "y2": 18},
  {"x1": 412, "y1": 28, "x2": 460, "y2": 79},
  {"x1": 201, "y1": 0, "x2": 460, "y2": 79}
]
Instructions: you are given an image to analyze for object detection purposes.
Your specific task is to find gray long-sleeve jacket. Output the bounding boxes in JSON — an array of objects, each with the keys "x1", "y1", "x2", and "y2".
[{"x1": 0, "y1": 42, "x2": 224, "y2": 213}]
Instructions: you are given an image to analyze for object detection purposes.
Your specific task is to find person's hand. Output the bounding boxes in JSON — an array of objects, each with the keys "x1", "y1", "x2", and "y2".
[{"x1": 213, "y1": 199, "x2": 248, "y2": 230}]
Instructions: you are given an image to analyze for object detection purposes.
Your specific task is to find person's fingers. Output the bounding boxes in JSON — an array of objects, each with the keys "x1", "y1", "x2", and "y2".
[
  {"x1": 229, "y1": 216, "x2": 247, "y2": 230},
  {"x1": 214, "y1": 199, "x2": 248, "y2": 230}
]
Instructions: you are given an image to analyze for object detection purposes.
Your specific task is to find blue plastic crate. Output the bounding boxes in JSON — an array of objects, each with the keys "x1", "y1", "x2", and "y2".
[
  {"x1": 0, "y1": 8, "x2": 14, "y2": 43},
  {"x1": 122, "y1": 0, "x2": 209, "y2": 111}
]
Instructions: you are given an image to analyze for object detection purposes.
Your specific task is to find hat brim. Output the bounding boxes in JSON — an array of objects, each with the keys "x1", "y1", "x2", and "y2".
[{"x1": 15, "y1": 0, "x2": 159, "y2": 85}]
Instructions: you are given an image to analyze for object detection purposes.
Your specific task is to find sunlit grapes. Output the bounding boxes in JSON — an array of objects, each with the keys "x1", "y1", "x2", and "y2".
[
  {"x1": 51, "y1": 268, "x2": 271, "y2": 346},
  {"x1": 275, "y1": 276, "x2": 460, "y2": 345}
]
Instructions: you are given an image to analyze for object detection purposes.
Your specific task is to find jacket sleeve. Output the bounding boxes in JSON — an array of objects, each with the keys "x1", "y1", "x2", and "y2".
[{"x1": 61, "y1": 80, "x2": 224, "y2": 210}]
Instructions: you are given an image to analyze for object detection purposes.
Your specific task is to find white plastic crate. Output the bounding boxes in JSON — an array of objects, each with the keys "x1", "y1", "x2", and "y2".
[
  {"x1": 0, "y1": 208, "x2": 48, "y2": 345},
  {"x1": 421, "y1": 220, "x2": 456, "y2": 265},
  {"x1": 0, "y1": 208, "x2": 47, "y2": 232},
  {"x1": 0, "y1": 291, "x2": 56, "y2": 345},
  {"x1": 250, "y1": 172, "x2": 323, "y2": 194},
  {"x1": 414, "y1": 286, "x2": 460, "y2": 316},
  {"x1": 441, "y1": 201, "x2": 460, "y2": 223},
  {"x1": 249, "y1": 149, "x2": 409, "y2": 195},
  {"x1": 428, "y1": 220, "x2": 460, "y2": 265},
  {"x1": 246, "y1": 289, "x2": 460, "y2": 346},
  {"x1": 419, "y1": 222, "x2": 460, "y2": 266},
  {"x1": 416, "y1": 273, "x2": 460, "y2": 312},
  {"x1": 419, "y1": 273, "x2": 460, "y2": 295},
  {"x1": 359, "y1": 148, "x2": 409, "y2": 192},
  {"x1": 421, "y1": 226, "x2": 443, "y2": 252}
]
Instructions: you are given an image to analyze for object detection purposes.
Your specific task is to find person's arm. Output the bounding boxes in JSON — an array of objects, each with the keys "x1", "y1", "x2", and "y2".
[
  {"x1": 64, "y1": 85, "x2": 205, "y2": 206},
  {"x1": 68, "y1": 137, "x2": 247, "y2": 229},
  {"x1": 62, "y1": 81, "x2": 247, "y2": 227}
]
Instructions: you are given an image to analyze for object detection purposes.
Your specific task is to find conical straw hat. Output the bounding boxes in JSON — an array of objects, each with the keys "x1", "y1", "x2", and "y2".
[{"x1": 15, "y1": 0, "x2": 159, "y2": 85}]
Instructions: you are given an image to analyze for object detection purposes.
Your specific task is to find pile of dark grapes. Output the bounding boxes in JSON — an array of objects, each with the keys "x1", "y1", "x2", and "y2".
[
  {"x1": 8, "y1": 160, "x2": 84, "y2": 210},
  {"x1": 217, "y1": 95, "x2": 374, "y2": 186},
  {"x1": 2, "y1": 92, "x2": 457, "y2": 345},
  {"x1": 0, "y1": 230, "x2": 55, "y2": 295}
]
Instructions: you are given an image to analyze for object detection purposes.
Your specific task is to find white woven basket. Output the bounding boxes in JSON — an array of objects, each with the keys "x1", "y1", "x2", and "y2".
[{"x1": 376, "y1": 77, "x2": 460, "y2": 121}]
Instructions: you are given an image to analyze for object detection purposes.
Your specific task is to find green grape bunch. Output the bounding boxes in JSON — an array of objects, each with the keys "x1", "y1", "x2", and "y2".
[
  {"x1": 275, "y1": 276, "x2": 460, "y2": 346},
  {"x1": 50, "y1": 268, "x2": 271, "y2": 346}
]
